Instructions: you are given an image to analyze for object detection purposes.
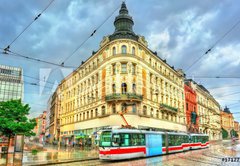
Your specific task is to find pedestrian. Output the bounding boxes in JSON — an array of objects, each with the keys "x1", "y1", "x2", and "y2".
[{"x1": 73, "y1": 141, "x2": 75, "y2": 147}]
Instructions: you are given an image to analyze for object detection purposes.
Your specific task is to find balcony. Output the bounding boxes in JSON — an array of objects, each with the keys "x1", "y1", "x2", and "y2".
[
  {"x1": 105, "y1": 93, "x2": 143, "y2": 102},
  {"x1": 160, "y1": 103, "x2": 178, "y2": 113}
]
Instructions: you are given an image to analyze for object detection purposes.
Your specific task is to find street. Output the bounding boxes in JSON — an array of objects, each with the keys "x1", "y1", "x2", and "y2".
[
  {"x1": 0, "y1": 140, "x2": 240, "y2": 166},
  {"x1": 54, "y1": 140, "x2": 240, "y2": 166},
  {"x1": 1, "y1": 140, "x2": 239, "y2": 166}
]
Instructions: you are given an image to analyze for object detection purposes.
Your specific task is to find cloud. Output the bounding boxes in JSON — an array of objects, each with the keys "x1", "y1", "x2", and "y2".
[{"x1": 1, "y1": 0, "x2": 240, "y2": 118}]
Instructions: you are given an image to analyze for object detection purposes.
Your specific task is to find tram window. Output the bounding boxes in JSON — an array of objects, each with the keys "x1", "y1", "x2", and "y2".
[
  {"x1": 168, "y1": 135, "x2": 175, "y2": 146},
  {"x1": 131, "y1": 134, "x2": 139, "y2": 146},
  {"x1": 100, "y1": 131, "x2": 111, "y2": 147},
  {"x1": 139, "y1": 134, "x2": 145, "y2": 146},
  {"x1": 162, "y1": 135, "x2": 165, "y2": 147},
  {"x1": 112, "y1": 134, "x2": 120, "y2": 147},
  {"x1": 120, "y1": 134, "x2": 130, "y2": 146}
]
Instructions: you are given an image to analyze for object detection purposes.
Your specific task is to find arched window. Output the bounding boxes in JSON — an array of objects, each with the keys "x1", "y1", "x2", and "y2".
[
  {"x1": 76, "y1": 114, "x2": 78, "y2": 121},
  {"x1": 156, "y1": 110, "x2": 159, "y2": 118},
  {"x1": 87, "y1": 111, "x2": 89, "y2": 119},
  {"x1": 91, "y1": 110, "x2": 93, "y2": 118},
  {"x1": 121, "y1": 45, "x2": 127, "y2": 54},
  {"x1": 143, "y1": 106, "x2": 147, "y2": 115},
  {"x1": 112, "y1": 84, "x2": 116, "y2": 93},
  {"x1": 132, "y1": 83, "x2": 136, "y2": 93},
  {"x1": 112, "y1": 64, "x2": 116, "y2": 74},
  {"x1": 132, "y1": 104, "x2": 136, "y2": 113},
  {"x1": 132, "y1": 47, "x2": 135, "y2": 55},
  {"x1": 121, "y1": 83, "x2": 127, "y2": 94},
  {"x1": 112, "y1": 104, "x2": 116, "y2": 114},
  {"x1": 151, "y1": 108, "x2": 154, "y2": 117},
  {"x1": 102, "y1": 106, "x2": 106, "y2": 115},
  {"x1": 95, "y1": 108, "x2": 98, "y2": 117},
  {"x1": 112, "y1": 47, "x2": 116, "y2": 55}
]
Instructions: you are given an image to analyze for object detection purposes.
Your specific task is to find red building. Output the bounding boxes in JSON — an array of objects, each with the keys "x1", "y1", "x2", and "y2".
[{"x1": 184, "y1": 81, "x2": 198, "y2": 133}]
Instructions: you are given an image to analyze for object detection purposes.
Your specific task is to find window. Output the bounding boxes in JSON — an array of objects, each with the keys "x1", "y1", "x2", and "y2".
[
  {"x1": 121, "y1": 45, "x2": 127, "y2": 54},
  {"x1": 151, "y1": 108, "x2": 154, "y2": 117},
  {"x1": 132, "y1": 104, "x2": 136, "y2": 113},
  {"x1": 132, "y1": 83, "x2": 136, "y2": 93},
  {"x1": 121, "y1": 63, "x2": 127, "y2": 73},
  {"x1": 112, "y1": 47, "x2": 116, "y2": 55},
  {"x1": 132, "y1": 47, "x2": 135, "y2": 55},
  {"x1": 186, "y1": 103, "x2": 188, "y2": 110},
  {"x1": 162, "y1": 134, "x2": 166, "y2": 147},
  {"x1": 121, "y1": 83, "x2": 127, "y2": 94},
  {"x1": 143, "y1": 106, "x2": 147, "y2": 115},
  {"x1": 102, "y1": 106, "x2": 106, "y2": 115},
  {"x1": 156, "y1": 110, "x2": 159, "y2": 118},
  {"x1": 113, "y1": 64, "x2": 116, "y2": 74},
  {"x1": 91, "y1": 110, "x2": 93, "y2": 118},
  {"x1": 112, "y1": 84, "x2": 116, "y2": 93},
  {"x1": 120, "y1": 134, "x2": 130, "y2": 146},
  {"x1": 99, "y1": 131, "x2": 111, "y2": 147},
  {"x1": 95, "y1": 108, "x2": 98, "y2": 117},
  {"x1": 132, "y1": 64, "x2": 136, "y2": 74},
  {"x1": 112, "y1": 104, "x2": 116, "y2": 114}
]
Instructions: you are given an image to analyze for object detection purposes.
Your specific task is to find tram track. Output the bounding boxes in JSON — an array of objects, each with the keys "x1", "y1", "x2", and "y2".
[{"x1": 178, "y1": 155, "x2": 220, "y2": 166}]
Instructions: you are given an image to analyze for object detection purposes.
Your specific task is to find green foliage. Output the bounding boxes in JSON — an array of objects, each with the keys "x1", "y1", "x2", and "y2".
[
  {"x1": 230, "y1": 129, "x2": 238, "y2": 137},
  {"x1": 31, "y1": 149, "x2": 38, "y2": 155},
  {"x1": 0, "y1": 100, "x2": 36, "y2": 137},
  {"x1": 222, "y1": 128, "x2": 228, "y2": 139}
]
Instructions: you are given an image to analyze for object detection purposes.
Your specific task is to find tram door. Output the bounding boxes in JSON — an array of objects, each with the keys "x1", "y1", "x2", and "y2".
[{"x1": 145, "y1": 134, "x2": 162, "y2": 157}]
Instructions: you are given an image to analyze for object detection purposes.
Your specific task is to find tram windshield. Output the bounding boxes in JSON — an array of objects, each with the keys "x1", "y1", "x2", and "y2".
[{"x1": 99, "y1": 131, "x2": 111, "y2": 147}]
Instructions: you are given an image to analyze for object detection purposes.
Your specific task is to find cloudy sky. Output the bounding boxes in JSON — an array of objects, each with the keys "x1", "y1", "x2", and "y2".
[{"x1": 0, "y1": 0, "x2": 240, "y2": 120}]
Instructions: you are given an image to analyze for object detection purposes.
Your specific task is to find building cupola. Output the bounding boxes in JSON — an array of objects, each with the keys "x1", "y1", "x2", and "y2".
[{"x1": 109, "y1": 2, "x2": 138, "y2": 41}]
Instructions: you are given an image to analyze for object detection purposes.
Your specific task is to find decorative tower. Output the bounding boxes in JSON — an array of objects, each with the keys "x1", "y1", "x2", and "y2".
[{"x1": 109, "y1": 2, "x2": 139, "y2": 41}]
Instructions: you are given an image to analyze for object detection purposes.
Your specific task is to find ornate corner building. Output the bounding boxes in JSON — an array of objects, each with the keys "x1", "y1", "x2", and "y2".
[{"x1": 54, "y1": 2, "x2": 187, "y2": 144}]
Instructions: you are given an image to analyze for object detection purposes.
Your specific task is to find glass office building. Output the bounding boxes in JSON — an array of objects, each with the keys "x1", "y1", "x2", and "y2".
[{"x1": 0, "y1": 64, "x2": 23, "y2": 101}]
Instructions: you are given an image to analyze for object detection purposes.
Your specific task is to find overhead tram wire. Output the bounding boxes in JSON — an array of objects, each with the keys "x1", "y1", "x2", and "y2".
[
  {"x1": 216, "y1": 91, "x2": 240, "y2": 99},
  {"x1": 207, "y1": 84, "x2": 240, "y2": 90},
  {"x1": 23, "y1": 74, "x2": 55, "y2": 85},
  {"x1": 59, "y1": 4, "x2": 120, "y2": 66},
  {"x1": 24, "y1": 81, "x2": 53, "y2": 90},
  {"x1": 186, "y1": 76, "x2": 240, "y2": 79},
  {"x1": 185, "y1": 17, "x2": 240, "y2": 72},
  {"x1": 3, "y1": 0, "x2": 55, "y2": 51},
  {"x1": 0, "y1": 48, "x2": 76, "y2": 68}
]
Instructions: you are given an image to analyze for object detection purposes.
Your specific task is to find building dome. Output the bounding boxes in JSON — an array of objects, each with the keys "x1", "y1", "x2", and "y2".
[{"x1": 109, "y1": 2, "x2": 139, "y2": 41}]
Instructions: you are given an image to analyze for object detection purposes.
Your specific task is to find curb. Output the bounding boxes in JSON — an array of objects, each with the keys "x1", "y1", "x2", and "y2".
[{"x1": 25, "y1": 157, "x2": 99, "y2": 166}]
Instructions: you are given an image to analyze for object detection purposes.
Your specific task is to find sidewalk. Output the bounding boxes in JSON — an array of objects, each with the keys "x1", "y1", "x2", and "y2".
[{"x1": 0, "y1": 145, "x2": 99, "y2": 166}]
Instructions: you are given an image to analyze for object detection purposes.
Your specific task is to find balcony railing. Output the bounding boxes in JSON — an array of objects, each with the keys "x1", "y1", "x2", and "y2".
[
  {"x1": 160, "y1": 103, "x2": 178, "y2": 113},
  {"x1": 105, "y1": 93, "x2": 143, "y2": 102}
]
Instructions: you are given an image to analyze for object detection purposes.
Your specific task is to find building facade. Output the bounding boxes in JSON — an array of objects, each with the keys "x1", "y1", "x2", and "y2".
[
  {"x1": 46, "y1": 91, "x2": 60, "y2": 143},
  {"x1": 221, "y1": 107, "x2": 234, "y2": 138},
  {"x1": 190, "y1": 81, "x2": 221, "y2": 140},
  {"x1": 56, "y1": 2, "x2": 186, "y2": 145},
  {"x1": 184, "y1": 80, "x2": 198, "y2": 133},
  {"x1": 0, "y1": 64, "x2": 23, "y2": 101}
]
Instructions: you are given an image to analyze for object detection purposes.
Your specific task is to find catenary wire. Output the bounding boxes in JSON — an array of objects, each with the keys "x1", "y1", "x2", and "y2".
[
  {"x1": 0, "y1": 48, "x2": 76, "y2": 68},
  {"x1": 186, "y1": 76, "x2": 240, "y2": 79},
  {"x1": 23, "y1": 74, "x2": 55, "y2": 85},
  {"x1": 59, "y1": 4, "x2": 120, "y2": 66},
  {"x1": 24, "y1": 81, "x2": 54, "y2": 90},
  {"x1": 185, "y1": 17, "x2": 240, "y2": 72},
  {"x1": 4, "y1": 0, "x2": 55, "y2": 50}
]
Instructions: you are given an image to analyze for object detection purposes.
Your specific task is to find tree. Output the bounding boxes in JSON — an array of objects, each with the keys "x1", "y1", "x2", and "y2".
[
  {"x1": 0, "y1": 100, "x2": 36, "y2": 152},
  {"x1": 222, "y1": 128, "x2": 228, "y2": 139}
]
